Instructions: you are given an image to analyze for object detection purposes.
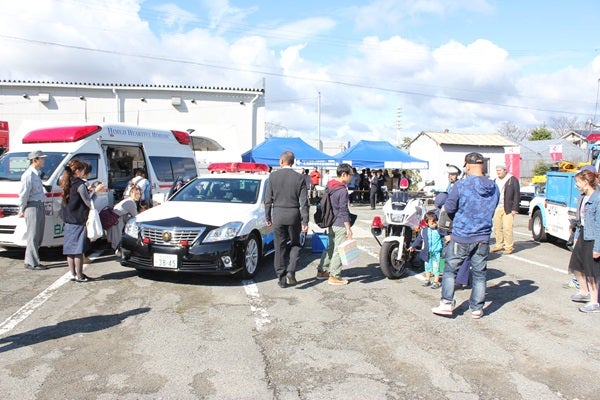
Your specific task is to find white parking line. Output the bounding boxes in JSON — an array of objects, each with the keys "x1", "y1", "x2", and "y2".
[
  {"x1": 505, "y1": 254, "x2": 567, "y2": 274},
  {"x1": 242, "y1": 279, "x2": 271, "y2": 331},
  {"x1": 0, "y1": 253, "x2": 99, "y2": 336}
]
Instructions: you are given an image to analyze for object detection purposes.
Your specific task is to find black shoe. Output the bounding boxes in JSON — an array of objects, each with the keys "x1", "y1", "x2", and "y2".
[
  {"x1": 278, "y1": 278, "x2": 287, "y2": 288},
  {"x1": 34, "y1": 264, "x2": 48, "y2": 270},
  {"x1": 286, "y1": 272, "x2": 297, "y2": 286}
]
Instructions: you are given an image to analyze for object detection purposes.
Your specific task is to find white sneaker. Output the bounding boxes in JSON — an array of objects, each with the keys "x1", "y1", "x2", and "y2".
[{"x1": 432, "y1": 299, "x2": 456, "y2": 316}]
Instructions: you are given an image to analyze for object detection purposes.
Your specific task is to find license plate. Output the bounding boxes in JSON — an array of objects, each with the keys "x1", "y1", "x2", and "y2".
[{"x1": 154, "y1": 253, "x2": 178, "y2": 269}]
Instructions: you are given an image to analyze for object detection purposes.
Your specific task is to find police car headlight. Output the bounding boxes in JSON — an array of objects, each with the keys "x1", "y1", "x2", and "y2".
[
  {"x1": 124, "y1": 218, "x2": 141, "y2": 237},
  {"x1": 203, "y1": 222, "x2": 243, "y2": 243}
]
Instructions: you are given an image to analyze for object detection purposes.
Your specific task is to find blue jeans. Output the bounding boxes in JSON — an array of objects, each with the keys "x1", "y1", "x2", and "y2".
[{"x1": 441, "y1": 240, "x2": 489, "y2": 311}]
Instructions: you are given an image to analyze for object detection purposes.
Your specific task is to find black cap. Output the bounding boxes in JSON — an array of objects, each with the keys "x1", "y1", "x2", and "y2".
[{"x1": 464, "y1": 152, "x2": 484, "y2": 167}]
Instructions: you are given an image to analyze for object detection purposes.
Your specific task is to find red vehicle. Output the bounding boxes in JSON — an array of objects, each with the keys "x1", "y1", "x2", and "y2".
[{"x1": 0, "y1": 121, "x2": 8, "y2": 154}]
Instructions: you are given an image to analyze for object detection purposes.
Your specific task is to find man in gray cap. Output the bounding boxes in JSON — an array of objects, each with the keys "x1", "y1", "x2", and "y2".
[{"x1": 18, "y1": 150, "x2": 48, "y2": 270}]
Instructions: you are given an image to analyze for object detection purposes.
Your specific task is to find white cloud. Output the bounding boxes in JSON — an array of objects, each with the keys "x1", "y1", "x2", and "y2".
[
  {"x1": 200, "y1": 0, "x2": 258, "y2": 34},
  {"x1": 259, "y1": 17, "x2": 337, "y2": 47},
  {"x1": 352, "y1": 0, "x2": 494, "y2": 32},
  {"x1": 0, "y1": 0, "x2": 596, "y2": 148},
  {"x1": 152, "y1": 3, "x2": 198, "y2": 32}
]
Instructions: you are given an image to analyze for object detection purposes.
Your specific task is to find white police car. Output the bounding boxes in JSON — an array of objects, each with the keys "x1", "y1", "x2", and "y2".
[{"x1": 119, "y1": 163, "x2": 274, "y2": 278}]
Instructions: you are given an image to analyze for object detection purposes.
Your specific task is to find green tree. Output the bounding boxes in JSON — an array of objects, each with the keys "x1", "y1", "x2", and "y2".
[
  {"x1": 533, "y1": 161, "x2": 551, "y2": 176},
  {"x1": 529, "y1": 124, "x2": 553, "y2": 141}
]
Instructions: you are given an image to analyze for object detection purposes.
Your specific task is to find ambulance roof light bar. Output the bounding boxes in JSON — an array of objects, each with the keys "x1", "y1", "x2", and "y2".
[
  {"x1": 207, "y1": 162, "x2": 270, "y2": 173},
  {"x1": 22, "y1": 125, "x2": 102, "y2": 144}
]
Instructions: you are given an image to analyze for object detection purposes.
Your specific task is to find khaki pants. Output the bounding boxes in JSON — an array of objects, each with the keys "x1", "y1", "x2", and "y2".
[
  {"x1": 493, "y1": 207, "x2": 514, "y2": 251},
  {"x1": 318, "y1": 225, "x2": 348, "y2": 278}
]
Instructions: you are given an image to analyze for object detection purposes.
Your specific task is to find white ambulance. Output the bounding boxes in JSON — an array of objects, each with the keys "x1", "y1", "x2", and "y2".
[{"x1": 0, "y1": 123, "x2": 198, "y2": 248}]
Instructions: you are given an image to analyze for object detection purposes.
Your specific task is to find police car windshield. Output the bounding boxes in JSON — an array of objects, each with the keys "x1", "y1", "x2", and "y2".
[
  {"x1": 170, "y1": 177, "x2": 260, "y2": 204},
  {"x1": 0, "y1": 152, "x2": 66, "y2": 181}
]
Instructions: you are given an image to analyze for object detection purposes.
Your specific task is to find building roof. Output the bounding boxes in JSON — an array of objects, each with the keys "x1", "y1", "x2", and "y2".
[
  {"x1": 560, "y1": 129, "x2": 600, "y2": 140},
  {"x1": 412, "y1": 131, "x2": 517, "y2": 147},
  {"x1": 517, "y1": 139, "x2": 587, "y2": 162},
  {"x1": 0, "y1": 79, "x2": 264, "y2": 93}
]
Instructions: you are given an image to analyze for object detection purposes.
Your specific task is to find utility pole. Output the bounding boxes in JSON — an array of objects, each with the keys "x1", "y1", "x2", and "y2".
[
  {"x1": 396, "y1": 107, "x2": 402, "y2": 146},
  {"x1": 317, "y1": 91, "x2": 321, "y2": 151}
]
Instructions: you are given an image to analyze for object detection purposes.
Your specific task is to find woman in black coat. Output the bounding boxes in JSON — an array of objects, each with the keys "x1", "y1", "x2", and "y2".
[{"x1": 60, "y1": 159, "x2": 104, "y2": 282}]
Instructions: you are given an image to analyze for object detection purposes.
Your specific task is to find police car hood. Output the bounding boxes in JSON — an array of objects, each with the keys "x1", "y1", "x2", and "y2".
[{"x1": 134, "y1": 201, "x2": 259, "y2": 226}]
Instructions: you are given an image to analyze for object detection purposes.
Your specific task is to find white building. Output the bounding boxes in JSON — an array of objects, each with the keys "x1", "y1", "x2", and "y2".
[
  {"x1": 408, "y1": 131, "x2": 518, "y2": 186},
  {"x1": 0, "y1": 80, "x2": 265, "y2": 167}
]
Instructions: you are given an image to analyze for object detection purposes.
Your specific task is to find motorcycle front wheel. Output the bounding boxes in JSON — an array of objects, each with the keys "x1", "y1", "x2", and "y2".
[{"x1": 380, "y1": 241, "x2": 408, "y2": 279}]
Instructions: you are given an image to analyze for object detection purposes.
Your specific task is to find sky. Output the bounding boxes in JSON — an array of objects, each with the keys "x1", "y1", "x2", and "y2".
[{"x1": 0, "y1": 0, "x2": 599, "y2": 147}]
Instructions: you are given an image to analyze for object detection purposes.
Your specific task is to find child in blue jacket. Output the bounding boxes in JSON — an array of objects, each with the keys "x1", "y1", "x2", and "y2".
[{"x1": 409, "y1": 211, "x2": 443, "y2": 289}]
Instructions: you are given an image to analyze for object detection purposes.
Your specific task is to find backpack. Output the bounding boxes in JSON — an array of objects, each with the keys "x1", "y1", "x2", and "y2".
[
  {"x1": 437, "y1": 205, "x2": 454, "y2": 233},
  {"x1": 99, "y1": 205, "x2": 120, "y2": 230},
  {"x1": 313, "y1": 186, "x2": 343, "y2": 228},
  {"x1": 399, "y1": 177, "x2": 409, "y2": 189}
]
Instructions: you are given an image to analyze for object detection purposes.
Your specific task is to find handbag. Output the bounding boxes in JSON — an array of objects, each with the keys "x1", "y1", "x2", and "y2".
[
  {"x1": 86, "y1": 200, "x2": 103, "y2": 241},
  {"x1": 338, "y1": 239, "x2": 359, "y2": 266},
  {"x1": 99, "y1": 205, "x2": 120, "y2": 229}
]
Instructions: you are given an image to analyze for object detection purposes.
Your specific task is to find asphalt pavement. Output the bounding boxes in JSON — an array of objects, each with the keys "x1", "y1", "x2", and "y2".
[{"x1": 0, "y1": 203, "x2": 598, "y2": 400}]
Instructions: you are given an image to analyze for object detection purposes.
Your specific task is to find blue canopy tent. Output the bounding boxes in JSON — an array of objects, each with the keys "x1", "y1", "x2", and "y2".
[
  {"x1": 241, "y1": 137, "x2": 338, "y2": 167},
  {"x1": 334, "y1": 140, "x2": 428, "y2": 170}
]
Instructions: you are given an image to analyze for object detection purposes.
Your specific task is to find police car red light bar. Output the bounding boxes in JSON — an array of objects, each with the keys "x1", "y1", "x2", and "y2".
[
  {"x1": 207, "y1": 162, "x2": 270, "y2": 173},
  {"x1": 22, "y1": 125, "x2": 102, "y2": 143},
  {"x1": 171, "y1": 130, "x2": 191, "y2": 145}
]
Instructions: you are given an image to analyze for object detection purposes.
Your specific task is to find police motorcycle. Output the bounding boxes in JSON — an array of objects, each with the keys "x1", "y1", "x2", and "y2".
[
  {"x1": 371, "y1": 164, "x2": 462, "y2": 279},
  {"x1": 371, "y1": 190, "x2": 427, "y2": 279}
]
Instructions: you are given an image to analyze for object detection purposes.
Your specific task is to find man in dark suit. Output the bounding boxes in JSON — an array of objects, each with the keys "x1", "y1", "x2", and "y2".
[{"x1": 265, "y1": 151, "x2": 310, "y2": 288}]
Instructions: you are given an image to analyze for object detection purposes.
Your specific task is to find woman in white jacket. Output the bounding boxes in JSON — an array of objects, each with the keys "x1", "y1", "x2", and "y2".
[{"x1": 107, "y1": 185, "x2": 141, "y2": 251}]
